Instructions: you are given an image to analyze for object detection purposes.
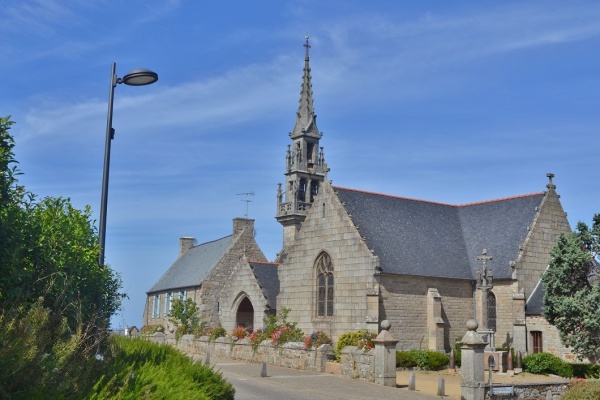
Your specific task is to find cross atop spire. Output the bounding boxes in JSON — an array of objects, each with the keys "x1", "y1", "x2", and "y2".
[
  {"x1": 304, "y1": 33, "x2": 311, "y2": 59},
  {"x1": 291, "y1": 34, "x2": 321, "y2": 139}
]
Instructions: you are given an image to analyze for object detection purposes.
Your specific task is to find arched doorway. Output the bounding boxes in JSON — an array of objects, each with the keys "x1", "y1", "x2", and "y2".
[{"x1": 236, "y1": 297, "x2": 254, "y2": 330}]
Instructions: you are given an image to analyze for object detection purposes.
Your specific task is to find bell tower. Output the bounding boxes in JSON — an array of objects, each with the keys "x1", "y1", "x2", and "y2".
[{"x1": 276, "y1": 34, "x2": 328, "y2": 253}]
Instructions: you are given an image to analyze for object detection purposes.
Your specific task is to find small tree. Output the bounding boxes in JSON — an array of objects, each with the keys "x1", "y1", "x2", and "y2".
[
  {"x1": 542, "y1": 215, "x2": 600, "y2": 361},
  {"x1": 168, "y1": 298, "x2": 202, "y2": 336}
]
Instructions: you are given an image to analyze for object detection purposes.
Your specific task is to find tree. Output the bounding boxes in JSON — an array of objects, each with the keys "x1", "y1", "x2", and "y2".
[
  {"x1": 0, "y1": 116, "x2": 124, "y2": 397},
  {"x1": 168, "y1": 298, "x2": 202, "y2": 335},
  {"x1": 542, "y1": 215, "x2": 600, "y2": 361}
]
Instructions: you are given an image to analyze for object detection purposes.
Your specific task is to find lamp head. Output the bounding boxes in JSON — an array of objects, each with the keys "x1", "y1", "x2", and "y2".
[{"x1": 121, "y1": 68, "x2": 158, "y2": 86}]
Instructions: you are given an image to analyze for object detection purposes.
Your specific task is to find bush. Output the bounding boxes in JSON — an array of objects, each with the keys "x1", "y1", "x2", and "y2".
[
  {"x1": 303, "y1": 330, "x2": 332, "y2": 349},
  {"x1": 396, "y1": 351, "x2": 417, "y2": 368},
  {"x1": 90, "y1": 336, "x2": 235, "y2": 399},
  {"x1": 522, "y1": 352, "x2": 573, "y2": 377},
  {"x1": 572, "y1": 363, "x2": 600, "y2": 379},
  {"x1": 230, "y1": 326, "x2": 249, "y2": 341},
  {"x1": 562, "y1": 380, "x2": 600, "y2": 400},
  {"x1": 334, "y1": 330, "x2": 376, "y2": 360},
  {"x1": 270, "y1": 326, "x2": 303, "y2": 346},
  {"x1": 248, "y1": 329, "x2": 268, "y2": 350},
  {"x1": 395, "y1": 350, "x2": 449, "y2": 370},
  {"x1": 208, "y1": 323, "x2": 227, "y2": 342},
  {"x1": 453, "y1": 340, "x2": 462, "y2": 367}
]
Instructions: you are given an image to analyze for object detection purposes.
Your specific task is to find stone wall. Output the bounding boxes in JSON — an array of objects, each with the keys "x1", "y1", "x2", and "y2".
[
  {"x1": 485, "y1": 382, "x2": 569, "y2": 400},
  {"x1": 277, "y1": 182, "x2": 380, "y2": 340},
  {"x1": 148, "y1": 333, "x2": 335, "y2": 373},
  {"x1": 526, "y1": 315, "x2": 580, "y2": 362},
  {"x1": 379, "y1": 275, "x2": 473, "y2": 351},
  {"x1": 515, "y1": 187, "x2": 571, "y2": 300}
]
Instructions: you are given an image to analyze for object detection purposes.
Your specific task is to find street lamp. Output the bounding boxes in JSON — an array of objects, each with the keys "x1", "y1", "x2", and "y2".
[{"x1": 99, "y1": 62, "x2": 158, "y2": 266}]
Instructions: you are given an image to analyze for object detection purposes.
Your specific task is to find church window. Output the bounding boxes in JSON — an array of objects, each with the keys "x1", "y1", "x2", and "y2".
[
  {"x1": 298, "y1": 179, "x2": 307, "y2": 202},
  {"x1": 315, "y1": 252, "x2": 334, "y2": 317},
  {"x1": 155, "y1": 295, "x2": 161, "y2": 318},
  {"x1": 531, "y1": 331, "x2": 543, "y2": 354},
  {"x1": 310, "y1": 181, "x2": 319, "y2": 202},
  {"x1": 487, "y1": 292, "x2": 497, "y2": 331},
  {"x1": 151, "y1": 296, "x2": 156, "y2": 318},
  {"x1": 164, "y1": 293, "x2": 169, "y2": 316}
]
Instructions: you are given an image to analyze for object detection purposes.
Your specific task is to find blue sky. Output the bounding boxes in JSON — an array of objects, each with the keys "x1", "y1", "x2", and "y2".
[{"x1": 2, "y1": 0, "x2": 600, "y2": 329}]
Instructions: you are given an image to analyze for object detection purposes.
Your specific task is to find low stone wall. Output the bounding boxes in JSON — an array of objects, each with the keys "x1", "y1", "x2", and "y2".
[
  {"x1": 340, "y1": 346, "x2": 374, "y2": 381},
  {"x1": 148, "y1": 332, "x2": 335, "y2": 373},
  {"x1": 486, "y1": 382, "x2": 569, "y2": 399}
]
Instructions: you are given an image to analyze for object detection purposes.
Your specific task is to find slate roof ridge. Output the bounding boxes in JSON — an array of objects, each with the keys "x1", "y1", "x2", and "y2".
[
  {"x1": 333, "y1": 185, "x2": 544, "y2": 207},
  {"x1": 190, "y1": 234, "x2": 233, "y2": 250},
  {"x1": 248, "y1": 260, "x2": 280, "y2": 266},
  {"x1": 456, "y1": 192, "x2": 545, "y2": 207},
  {"x1": 332, "y1": 185, "x2": 455, "y2": 206}
]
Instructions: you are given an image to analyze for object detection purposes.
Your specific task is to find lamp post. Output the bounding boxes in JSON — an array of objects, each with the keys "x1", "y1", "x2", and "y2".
[{"x1": 99, "y1": 62, "x2": 158, "y2": 266}]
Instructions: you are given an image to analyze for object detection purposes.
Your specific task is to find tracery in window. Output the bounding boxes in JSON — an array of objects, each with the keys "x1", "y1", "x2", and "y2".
[{"x1": 316, "y1": 252, "x2": 334, "y2": 317}]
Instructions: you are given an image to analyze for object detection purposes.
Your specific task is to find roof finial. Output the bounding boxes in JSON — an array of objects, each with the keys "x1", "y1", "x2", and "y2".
[
  {"x1": 546, "y1": 172, "x2": 556, "y2": 190},
  {"x1": 304, "y1": 33, "x2": 311, "y2": 59}
]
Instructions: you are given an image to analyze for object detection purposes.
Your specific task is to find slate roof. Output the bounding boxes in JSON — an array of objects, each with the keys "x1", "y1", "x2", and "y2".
[
  {"x1": 249, "y1": 261, "x2": 280, "y2": 309},
  {"x1": 334, "y1": 186, "x2": 545, "y2": 280},
  {"x1": 148, "y1": 235, "x2": 233, "y2": 293}
]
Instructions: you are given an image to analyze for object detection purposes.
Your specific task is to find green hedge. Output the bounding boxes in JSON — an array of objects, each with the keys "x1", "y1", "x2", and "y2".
[
  {"x1": 396, "y1": 350, "x2": 449, "y2": 371},
  {"x1": 522, "y1": 353, "x2": 572, "y2": 378},
  {"x1": 89, "y1": 336, "x2": 235, "y2": 399}
]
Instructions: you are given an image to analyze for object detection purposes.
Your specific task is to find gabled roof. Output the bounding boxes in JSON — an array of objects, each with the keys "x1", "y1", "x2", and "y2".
[
  {"x1": 334, "y1": 186, "x2": 545, "y2": 280},
  {"x1": 249, "y1": 261, "x2": 280, "y2": 309},
  {"x1": 148, "y1": 235, "x2": 233, "y2": 293}
]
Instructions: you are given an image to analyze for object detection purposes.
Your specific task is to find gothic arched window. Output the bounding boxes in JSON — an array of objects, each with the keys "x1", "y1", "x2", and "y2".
[
  {"x1": 487, "y1": 292, "x2": 497, "y2": 331},
  {"x1": 316, "y1": 252, "x2": 334, "y2": 317}
]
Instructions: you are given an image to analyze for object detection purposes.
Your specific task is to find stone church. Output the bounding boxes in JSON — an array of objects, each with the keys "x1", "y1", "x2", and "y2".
[{"x1": 144, "y1": 38, "x2": 574, "y2": 359}]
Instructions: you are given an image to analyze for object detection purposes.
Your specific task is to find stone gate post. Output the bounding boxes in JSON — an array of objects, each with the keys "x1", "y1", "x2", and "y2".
[
  {"x1": 461, "y1": 319, "x2": 488, "y2": 400},
  {"x1": 373, "y1": 320, "x2": 399, "y2": 387}
]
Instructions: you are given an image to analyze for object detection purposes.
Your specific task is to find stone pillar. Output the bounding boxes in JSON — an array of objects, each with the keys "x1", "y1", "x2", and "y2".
[
  {"x1": 461, "y1": 319, "x2": 488, "y2": 400},
  {"x1": 373, "y1": 320, "x2": 399, "y2": 387},
  {"x1": 366, "y1": 282, "x2": 380, "y2": 332},
  {"x1": 427, "y1": 288, "x2": 445, "y2": 351}
]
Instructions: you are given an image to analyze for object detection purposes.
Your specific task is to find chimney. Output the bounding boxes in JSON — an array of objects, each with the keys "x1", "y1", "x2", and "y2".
[
  {"x1": 179, "y1": 237, "x2": 197, "y2": 256},
  {"x1": 233, "y1": 218, "x2": 254, "y2": 237}
]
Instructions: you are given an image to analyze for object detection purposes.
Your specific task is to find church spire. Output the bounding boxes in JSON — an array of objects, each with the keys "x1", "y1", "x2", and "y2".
[
  {"x1": 276, "y1": 35, "x2": 328, "y2": 253},
  {"x1": 291, "y1": 34, "x2": 321, "y2": 139}
]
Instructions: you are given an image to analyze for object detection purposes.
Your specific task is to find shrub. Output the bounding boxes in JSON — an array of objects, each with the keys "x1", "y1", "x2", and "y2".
[
  {"x1": 303, "y1": 330, "x2": 332, "y2": 349},
  {"x1": 572, "y1": 363, "x2": 600, "y2": 379},
  {"x1": 453, "y1": 340, "x2": 462, "y2": 367},
  {"x1": 208, "y1": 323, "x2": 227, "y2": 342},
  {"x1": 270, "y1": 326, "x2": 303, "y2": 346},
  {"x1": 562, "y1": 380, "x2": 600, "y2": 400},
  {"x1": 396, "y1": 350, "x2": 449, "y2": 371},
  {"x1": 334, "y1": 330, "x2": 376, "y2": 360},
  {"x1": 249, "y1": 329, "x2": 268, "y2": 350},
  {"x1": 230, "y1": 326, "x2": 249, "y2": 340},
  {"x1": 396, "y1": 351, "x2": 417, "y2": 368},
  {"x1": 522, "y1": 352, "x2": 573, "y2": 377},
  {"x1": 90, "y1": 336, "x2": 235, "y2": 399}
]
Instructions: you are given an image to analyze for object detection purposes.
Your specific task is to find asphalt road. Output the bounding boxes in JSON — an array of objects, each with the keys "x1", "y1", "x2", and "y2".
[{"x1": 205, "y1": 356, "x2": 441, "y2": 400}]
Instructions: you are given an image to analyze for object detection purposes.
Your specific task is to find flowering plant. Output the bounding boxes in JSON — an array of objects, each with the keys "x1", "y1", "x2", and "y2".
[
  {"x1": 230, "y1": 326, "x2": 249, "y2": 341},
  {"x1": 357, "y1": 332, "x2": 375, "y2": 352},
  {"x1": 303, "y1": 330, "x2": 332, "y2": 349},
  {"x1": 270, "y1": 326, "x2": 303, "y2": 346},
  {"x1": 248, "y1": 329, "x2": 267, "y2": 349}
]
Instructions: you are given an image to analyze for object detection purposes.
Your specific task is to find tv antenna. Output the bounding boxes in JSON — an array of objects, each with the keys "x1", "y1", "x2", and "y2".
[{"x1": 236, "y1": 191, "x2": 255, "y2": 218}]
